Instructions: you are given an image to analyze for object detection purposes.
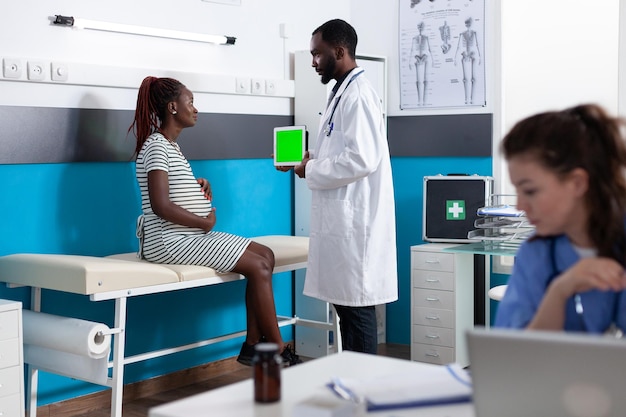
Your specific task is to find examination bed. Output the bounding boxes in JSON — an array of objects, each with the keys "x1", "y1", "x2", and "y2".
[{"x1": 0, "y1": 235, "x2": 337, "y2": 417}]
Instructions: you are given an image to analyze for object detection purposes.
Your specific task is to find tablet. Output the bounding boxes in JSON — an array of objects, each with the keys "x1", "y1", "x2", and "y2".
[{"x1": 273, "y1": 125, "x2": 307, "y2": 166}]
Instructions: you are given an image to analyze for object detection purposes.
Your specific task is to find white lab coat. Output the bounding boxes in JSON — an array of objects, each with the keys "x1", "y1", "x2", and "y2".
[{"x1": 303, "y1": 67, "x2": 398, "y2": 306}]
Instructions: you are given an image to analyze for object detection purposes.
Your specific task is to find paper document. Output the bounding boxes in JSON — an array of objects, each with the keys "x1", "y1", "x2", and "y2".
[
  {"x1": 477, "y1": 205, "x2": 525, "y2": 217},
  {"x1": 328, "y1": 363, "x2": 471, "y2": 411}
]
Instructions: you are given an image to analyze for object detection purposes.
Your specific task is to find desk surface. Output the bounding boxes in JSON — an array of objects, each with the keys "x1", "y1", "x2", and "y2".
[{"x1": 149, "y1": 351, "x2": 474, "y2": 417}]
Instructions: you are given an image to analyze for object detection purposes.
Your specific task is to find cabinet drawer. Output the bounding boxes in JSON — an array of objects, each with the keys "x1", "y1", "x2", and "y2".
[
  {"x1": 0, "y1": 366, "x2": 20, "y2": 398},
  {"x1": 413, "y1": 325, "x2": 455, "y2": 347},
  {"x1": 413, "y1": 307, "x2": 455, "y2": 328},
  {"x1": 0, "y1": 339, "x2": 19, "y2": 369},
  {"x1": 0, "y1": 311, "x2": 18, "y2": 342},
  {"x1": 411, "y1": 251, "x2": 454, "y2": 272},
  {"x1": 412, "y1": 270, "x2": 454, "y2": 291},
  {"x1": 411, "y1": 343, "x2": 455, "y2": 365},
  {"x1": 0, "y1": 393, "x2": 21, "y2": 417},
  {"x1": 413, "y1": 288, "x2": 455, "y2": 310}
]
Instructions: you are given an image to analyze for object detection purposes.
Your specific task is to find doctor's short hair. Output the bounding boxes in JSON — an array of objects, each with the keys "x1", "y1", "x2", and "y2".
[{"x1": 313, "y1": 19, "x2": 358, "y2": 59}]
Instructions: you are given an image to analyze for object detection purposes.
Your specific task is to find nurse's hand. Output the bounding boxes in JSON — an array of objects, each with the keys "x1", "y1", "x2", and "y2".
[
  {"x1": 294, "y1": 151, "x2": 310, "y2": 179},
  {"x1": 552, "y1": 257, "x2": 626, "y2": 298},
  {"x1": 529, "y1": 257, "x2": 626, "y2": 331}
]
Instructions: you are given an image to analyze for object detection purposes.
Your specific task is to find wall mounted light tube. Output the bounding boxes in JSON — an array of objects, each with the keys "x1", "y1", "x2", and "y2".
[{"x1": 52, "y1": 15, "x2": 236, "y2": 45}]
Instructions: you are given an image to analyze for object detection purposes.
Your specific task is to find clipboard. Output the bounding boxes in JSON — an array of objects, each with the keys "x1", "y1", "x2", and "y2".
[
  {"x1": 327, "y1": 363, "x2": 472, "y2": 411},
  {"x1": 273, "y1": 125, "x2": 307, "y2": 166}
]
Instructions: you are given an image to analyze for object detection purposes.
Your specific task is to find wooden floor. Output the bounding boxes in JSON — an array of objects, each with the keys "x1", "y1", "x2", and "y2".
[{"x1": 74, "y1": 344, "x2": 410, "y2": 417}]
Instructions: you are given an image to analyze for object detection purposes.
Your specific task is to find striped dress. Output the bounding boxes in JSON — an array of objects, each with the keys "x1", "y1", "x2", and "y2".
[{"x1": 135, "y1": 133, "x2": 250, "y2": 272}]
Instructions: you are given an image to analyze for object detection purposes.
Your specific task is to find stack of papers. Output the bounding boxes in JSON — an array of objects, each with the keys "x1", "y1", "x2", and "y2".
[
  {"x1": 328, "y1": 363, "x2": 472, "y2": 411},
  {"x1": 477, "y1": 205, "x2": 525, "y2": 217}
]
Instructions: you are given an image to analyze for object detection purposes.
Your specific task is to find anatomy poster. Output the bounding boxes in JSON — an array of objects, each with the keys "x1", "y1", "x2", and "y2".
[{"x1": 400, "y1": 0, "x2": 486, "y2": 109}]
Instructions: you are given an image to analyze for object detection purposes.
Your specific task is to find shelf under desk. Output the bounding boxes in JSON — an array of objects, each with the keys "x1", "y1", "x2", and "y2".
[{"x1": 442, "y1": 241, "x2": 520, "y2": 257}]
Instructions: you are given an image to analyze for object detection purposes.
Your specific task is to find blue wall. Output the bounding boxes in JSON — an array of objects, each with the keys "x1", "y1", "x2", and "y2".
[
  {"x1": 0, "y1": 159, "x2": 294, "y2": 404},
  {"x1": 489, "y1": 272, "x2": 511, "y2": 325},
  {"x1": 387, "y1": 156, "x2": 492, "y2": 344},
  {"x1": 0, "y1": 154, "x2": 491, "y2": 405}
]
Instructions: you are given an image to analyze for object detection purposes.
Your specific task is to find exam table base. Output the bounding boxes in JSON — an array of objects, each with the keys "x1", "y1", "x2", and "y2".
[{"x1": 24, "y1": 285, "x2": 339, "y2": 417}]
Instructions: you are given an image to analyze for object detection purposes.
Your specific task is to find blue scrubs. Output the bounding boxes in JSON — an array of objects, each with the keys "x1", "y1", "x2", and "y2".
[{"x1": 494, "y1": 234, "x2": 626, "y2": 333}]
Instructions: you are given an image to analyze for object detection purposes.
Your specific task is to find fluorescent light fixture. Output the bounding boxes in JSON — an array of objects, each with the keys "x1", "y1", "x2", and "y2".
[{"x1": 52, "y1": 15, "x2": 236, "y2": 45}]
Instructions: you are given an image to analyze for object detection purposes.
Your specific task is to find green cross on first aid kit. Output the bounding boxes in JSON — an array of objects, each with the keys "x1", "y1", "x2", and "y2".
[{"x1": 423, "y1": 175, "x2": 493, "y2": 243}]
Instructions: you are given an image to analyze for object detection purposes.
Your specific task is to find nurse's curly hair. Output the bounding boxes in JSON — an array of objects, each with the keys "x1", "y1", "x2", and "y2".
[
  {"x1": 128, "y1": 76, "x2": 185, "y2": 158},
  {"x1": 313, "y1": 19, "x2": 358, "y2": 59},
  {"x1": 501, "y1": 103, "x2": 626, "y2": 262}
]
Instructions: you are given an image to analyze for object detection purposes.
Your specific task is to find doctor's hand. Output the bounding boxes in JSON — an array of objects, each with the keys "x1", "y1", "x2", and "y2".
[
  {"x1": 551, "y1": 257, "x2": 626, "y2": 299},
  {"x1": 294, "y1": 151, "x2": 310, "y2": 179},
  {"x1": 272, "y1": 152, "x2": 293, "y2": 173}
]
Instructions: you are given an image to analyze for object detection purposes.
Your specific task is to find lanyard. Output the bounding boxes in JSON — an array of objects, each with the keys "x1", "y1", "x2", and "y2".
[
  {"x1": 548, "y1": 238, "x2": 587, "y2": 331},
  {"x1": 324, "y1": 69, "x2": 364, "y2": 137}
]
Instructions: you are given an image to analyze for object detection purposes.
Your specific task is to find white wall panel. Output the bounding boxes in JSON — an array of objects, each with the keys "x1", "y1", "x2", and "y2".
[
  {"x1": 2, "y1": 0, "x2": 350, "y2": 111},
  {"x1": 497, "y1": 0, "x2": 619, "y2": 195}
]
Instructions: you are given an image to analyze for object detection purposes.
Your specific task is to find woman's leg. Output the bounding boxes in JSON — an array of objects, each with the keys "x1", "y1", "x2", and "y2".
[{"x1": 232, "y1": 242, "x2": 284, "y2": 351}]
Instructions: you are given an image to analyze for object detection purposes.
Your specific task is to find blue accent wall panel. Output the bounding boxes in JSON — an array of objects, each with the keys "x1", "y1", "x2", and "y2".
[
  {"x1": 489, "y1": 272, "x2": 511, "y2": 326},
  {"x1": 386, "y1": 156, "x2": 492, "y2": 345},
  {"x1": 0, "y1": 159, "x2": 294, "y2": 405}
]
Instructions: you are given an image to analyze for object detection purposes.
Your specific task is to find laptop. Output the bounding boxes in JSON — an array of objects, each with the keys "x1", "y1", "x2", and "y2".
[{"x1": 466, "y1": 327, "x2": 626, "y2": 417}]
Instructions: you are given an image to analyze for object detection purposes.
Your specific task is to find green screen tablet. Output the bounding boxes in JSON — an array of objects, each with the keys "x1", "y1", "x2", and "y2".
[{"x1": 273, "y1": 125, "x2": 307, "y2": 166}]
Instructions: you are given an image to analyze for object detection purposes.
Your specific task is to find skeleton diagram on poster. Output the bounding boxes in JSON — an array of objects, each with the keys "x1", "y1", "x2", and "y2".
[{"x1": 400, "y1": 0, "x2": 486, "y2": 109}]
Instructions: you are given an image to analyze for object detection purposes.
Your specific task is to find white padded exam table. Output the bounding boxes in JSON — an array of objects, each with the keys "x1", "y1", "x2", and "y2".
[{"x1": 0, "y1": 235, "x2": 337, "y2": 417}]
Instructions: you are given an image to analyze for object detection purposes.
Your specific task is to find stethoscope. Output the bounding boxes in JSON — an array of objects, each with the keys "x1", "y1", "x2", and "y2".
[{"x1": 323, "y1": 69, "x2": 364, "y2": 137}]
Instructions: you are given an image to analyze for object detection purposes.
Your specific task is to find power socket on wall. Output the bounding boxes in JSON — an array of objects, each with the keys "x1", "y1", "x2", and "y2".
[
  {"x1": 2, "y1": 58, "x2": 23, "y2": 79},
  {"x1": 251, "y1": 78, "x2": 264, "y2": 95},
  {"x1": 235, "y1": 77, "x2": 250, "y2": 94},
  {"x1": 51, "y1": 62, "x2": 69, "y2": 81},
  {"x1": 27, "y1": 61, "x2": 46, "y2": 81}
]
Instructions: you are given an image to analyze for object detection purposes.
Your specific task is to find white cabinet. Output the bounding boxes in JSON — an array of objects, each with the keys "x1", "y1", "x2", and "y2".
[
  {"x1": 0, "y1": 299, "x2": 24, "y2": 417},
  {"x1": 410, "y1": 244, "x2": 473, "y2": 367}
]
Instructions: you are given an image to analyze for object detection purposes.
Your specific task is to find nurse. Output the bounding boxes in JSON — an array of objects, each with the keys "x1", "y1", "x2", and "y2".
[
  {"x1": 495, "y1": 104, "x2": 626, "y2": 334},
  {"x1": 281, "y1": 19, "x2": 398, "y2": 354}
]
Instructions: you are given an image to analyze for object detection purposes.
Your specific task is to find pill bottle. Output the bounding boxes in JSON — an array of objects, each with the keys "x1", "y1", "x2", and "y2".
[{"x1": 253, "y1": 342, "x2": 282, "y2": 403}]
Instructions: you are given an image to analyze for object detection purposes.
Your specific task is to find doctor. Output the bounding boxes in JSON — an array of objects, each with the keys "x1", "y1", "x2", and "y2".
[{"x1": 285, "y1": 19, "x2": 398, "y2": 354}]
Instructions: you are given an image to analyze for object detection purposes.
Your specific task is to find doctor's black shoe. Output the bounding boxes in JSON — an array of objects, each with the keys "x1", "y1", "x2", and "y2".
[
  {"x1": 280, "y1": 344, "x2": 303, "y2": 367},
  {"x1": 236, "y1": 341, "x2": 256, "y2": 366}
]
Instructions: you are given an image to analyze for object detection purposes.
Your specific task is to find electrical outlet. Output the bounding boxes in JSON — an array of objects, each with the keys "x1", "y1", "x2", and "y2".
[
  {"x1": 251, "y1": 78, "x2": 264, "y2": 95},
  {"x1": 51, "y1": 62, "x2": 68, "y2": 81},
  {"x1": 265, "y1": 80, "x2": 276, "y2": 95},
  {"x1": 235, "y1": 77, "x2": 250, "y2": 94},
  {"x1": 27, "y1": 61, "x2": 46, "y2": 81},
  {"x1": 2, "y1": 58, "x2": 23, "y2": 79}
]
